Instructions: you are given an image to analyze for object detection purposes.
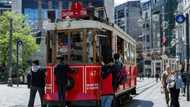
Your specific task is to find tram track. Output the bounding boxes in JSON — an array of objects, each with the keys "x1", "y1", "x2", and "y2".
[{"x1": 135, "y1": 79, "x2": 157, "y2": 96}]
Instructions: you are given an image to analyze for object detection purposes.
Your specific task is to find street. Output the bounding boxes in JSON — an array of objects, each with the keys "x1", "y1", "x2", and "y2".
[{"x1": 0, "y1": 78, "x2": 189, "y2": 107}]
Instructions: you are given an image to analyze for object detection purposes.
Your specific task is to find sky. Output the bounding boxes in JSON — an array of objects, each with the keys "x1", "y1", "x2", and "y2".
[{"x1": 114, "y1": 0, "x2": 150, "y2": 6}]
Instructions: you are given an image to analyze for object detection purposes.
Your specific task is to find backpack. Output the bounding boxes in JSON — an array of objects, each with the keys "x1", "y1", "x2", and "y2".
[
  {"x1": 102, "y1": 65, "x2": 112, "y2": 79},
  {"x1": 175, "y1": 72, "x2": 185, "y2": 89},
  {"x1": 116, "y1": 68, "x2": 128, "y2": 85}
]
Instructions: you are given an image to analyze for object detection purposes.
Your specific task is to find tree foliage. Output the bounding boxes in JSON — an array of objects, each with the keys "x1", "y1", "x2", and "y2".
[{"x1": 0, "y1": 12, "x2": 38, "y2": 75}]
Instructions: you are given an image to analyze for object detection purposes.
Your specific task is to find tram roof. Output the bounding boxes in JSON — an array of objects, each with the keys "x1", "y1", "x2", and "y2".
[{"x1": 43, "y1": 20, "x2": 136, "y2": 45}]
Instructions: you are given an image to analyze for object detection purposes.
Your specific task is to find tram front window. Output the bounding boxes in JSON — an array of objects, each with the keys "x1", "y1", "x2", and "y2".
[
  {"x1": 55, "y1": 30, "x2": 111, "y2": 64},
  {"x1": 57, "y1": 31, "x2": 83, "y2": 64}
]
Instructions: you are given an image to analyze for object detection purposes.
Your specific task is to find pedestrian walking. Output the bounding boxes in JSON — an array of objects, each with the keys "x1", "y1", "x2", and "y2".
[
  {"x1": 54, "y1": 55, "x2": 71, "y2": 107},
  {"x1": 161, "y1": 64, "x2": 170, "y2": 107},
  {"x1": 166, "y1": 64, "x2": 184, "y2": 107},
  {"x1": 155, "y1": 70, "x2": 160, "y2": 82},
  {"x1": 138, "y1": 56, "x2": 144, "y2": 80},
  {"x1": 181, "y1": 63, "x2": 186, "y2": 96},
  {"x1": 28, "y1": 60, "x2": 46, "y2": 107}
]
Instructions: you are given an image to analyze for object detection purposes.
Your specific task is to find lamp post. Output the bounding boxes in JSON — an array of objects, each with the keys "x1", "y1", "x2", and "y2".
[
  {"x1": 185, "y1": 13, "x2": 190, "y2": 101},
  {"x1": 16, "y1": 40, "x2": 23, "y2": 87},
  {"x1": 7, "y1": 18, "x2": 13, "y2": 87},
  {"x1": 175, "y1": 13, "x2": 190, "y2": 101}
]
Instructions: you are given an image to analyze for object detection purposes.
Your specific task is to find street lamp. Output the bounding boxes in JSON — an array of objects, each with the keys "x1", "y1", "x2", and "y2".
[
  {"x1": 16, "y1": 40, "x2": 23, "y2": 87},
  {"x1": 7, "y1": 18, "x2": 13, "y2": 87}
]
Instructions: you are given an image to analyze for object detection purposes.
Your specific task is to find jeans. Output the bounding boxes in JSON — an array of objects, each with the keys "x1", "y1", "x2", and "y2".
[
  {"x1": 57, "y1": 83, "x2": 66, "y2": 107},
  {"x1": 101, "y1": 95, "x2": 113, "y2": 107},
  {"x1": 164, "y1": 88, "x2": 170, "y2": 106},
  {"x1": 28, "y1": 86, "x2": 45, "y2": 107}
]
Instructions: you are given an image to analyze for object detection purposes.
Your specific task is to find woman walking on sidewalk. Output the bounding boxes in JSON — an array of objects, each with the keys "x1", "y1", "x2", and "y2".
[
  {"x1": 161, "y1": 65, "x2": 170, "y2": 107},
  {"x1": 166, "y1": 64, "x2": 184, "y2": 107}
]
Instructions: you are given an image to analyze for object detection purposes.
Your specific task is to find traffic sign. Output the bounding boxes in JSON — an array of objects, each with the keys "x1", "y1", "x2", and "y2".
[{"x1": 176, "y1": 15, "x2": 185, "y2": 24}]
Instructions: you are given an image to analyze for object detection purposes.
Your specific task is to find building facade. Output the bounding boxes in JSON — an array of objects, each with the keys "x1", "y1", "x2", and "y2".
[
  {"x1": 175, "y1": 0, "x2": 186, "y2": 61},
  {"x1": 141, "y1": 0, "x2": 151, "y2": 52},
  {"x1": 151, "y1": 0, "x2": 178, "y2": 57},
  {"x1": 0, "y1": 0, "x2": 11, "y2": 15},
  {"x1": 21, "y1": 0, "x2": 114, "y2": 65},
  {"x1": 175, "y1": 0, "x2": 190, "y2": 62},
  {"x1": 115, "y1": 0, "x2": 142, "y2": 40}
]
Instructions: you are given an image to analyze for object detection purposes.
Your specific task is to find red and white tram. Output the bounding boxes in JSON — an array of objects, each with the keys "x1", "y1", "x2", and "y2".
[{"x1": 43, "y1": 19, "x2": 137, "y2": 106}]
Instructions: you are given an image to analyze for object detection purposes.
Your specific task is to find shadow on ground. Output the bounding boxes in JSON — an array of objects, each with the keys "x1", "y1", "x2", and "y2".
[{"x1": 127, "y1": 99, "x2": 154, "y2": 107}]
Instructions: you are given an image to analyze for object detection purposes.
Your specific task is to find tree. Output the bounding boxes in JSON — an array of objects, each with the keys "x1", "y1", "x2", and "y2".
[{"x1": 0, "y1": 12, "x2": 38, "y2": 78}]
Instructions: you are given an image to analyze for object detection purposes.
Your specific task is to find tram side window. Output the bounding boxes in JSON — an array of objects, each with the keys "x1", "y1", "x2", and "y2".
[
  {"x1": 47, "y1": 31, "x2": 52, "y2": 63},
  {"x1": 87, "y1": 31, "x2": 94, "y2": 63},
  {"x1": 117, "y1": 37, "x2": 124, "y2": 63},
  {"x1": 124, "y1": 42, "x2": 128, "y2": 64},
  {"x1": 131, "y1": 47, "x2": 135, "y2": 64},
  {"x1": 70, "y1": 32, "x2": 83, "y2": 64},
  {"x1": 58, "y1": 32, "x2": 69, "y2": 62},
  {"x1": 97, "y1": 32, "x2": 112, "y2": 64},
  {"x1": 128, "y1": 45, "x2": 132, "y2": 64}
]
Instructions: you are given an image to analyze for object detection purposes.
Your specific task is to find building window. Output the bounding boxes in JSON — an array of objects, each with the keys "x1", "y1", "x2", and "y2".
[
  {"x1": 146, "y1": 23, "x2": 149, "y2": 28},
  {"x1": 147, "y1": 35, "x2": 150, "y2": 42},
  {"x1": 126, "y1": 12, "x2": 129, "y2": 17},
  {"x1": 118, "y1": 9, "x2": 124, "y2": 18},
  {"x1": 145, "y1": 12, "x2": 148, "y2": 19}
]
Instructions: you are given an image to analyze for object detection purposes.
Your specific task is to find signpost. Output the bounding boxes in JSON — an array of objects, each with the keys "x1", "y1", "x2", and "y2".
[
  {"x1": 176, "y1": 14, "x2": 190, "y2": 101},
  {"x1": 176, "y1": 14, "x2": 186, "y2": 24}
]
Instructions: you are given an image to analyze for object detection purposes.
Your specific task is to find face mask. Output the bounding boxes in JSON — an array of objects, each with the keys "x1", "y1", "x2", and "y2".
[{"x1": 32, "y1": 65, "x2": 40, "y2": 72}]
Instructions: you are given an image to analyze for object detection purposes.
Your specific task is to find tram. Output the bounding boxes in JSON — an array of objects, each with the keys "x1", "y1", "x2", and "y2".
[
  {"x1": 42, "y1": 19, "x2": 137, "y2": 106},
  {"x1": 42, "y1": 3, "x2": 137, "y2": 107}
]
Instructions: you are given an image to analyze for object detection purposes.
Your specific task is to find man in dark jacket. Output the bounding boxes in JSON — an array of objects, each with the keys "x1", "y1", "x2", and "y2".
[
  {"x1": 54, "y1": 56, "x2": 71, "y2": 107},
  {"x1": 28, "y1": 60, "x2": 45, "y2": 107},
  {"x1": 112, "y1": 53, "x2": 123, "y2": 90}
]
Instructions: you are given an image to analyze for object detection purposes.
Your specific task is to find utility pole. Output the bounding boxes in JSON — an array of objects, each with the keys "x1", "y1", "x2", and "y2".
[
  {"x1": 186, "y1": 13, "x2": 190, "y2": 101},
  {"x1": 7, "y1": 18, "x2": 13, "y2": 87}
]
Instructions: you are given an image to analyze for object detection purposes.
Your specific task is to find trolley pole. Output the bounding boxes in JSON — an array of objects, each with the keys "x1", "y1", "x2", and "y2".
[
  {"x1": 186, "y1": 13, "x2": 190, "y2": 101},
  {"x1": 7, "y1": 18, "x2": 13, "y2": 87}
]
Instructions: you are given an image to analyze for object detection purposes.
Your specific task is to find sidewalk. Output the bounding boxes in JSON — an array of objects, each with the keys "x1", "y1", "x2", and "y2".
[
  {"x1": 134, "y1": 77, "x2": 190, "y2": 107},
  {"x1": 179, "y1": 93, "x2": 190, "y2": 107},
  {"x1": 0, "y1": 85, "x2": 40, "y2": 107}
]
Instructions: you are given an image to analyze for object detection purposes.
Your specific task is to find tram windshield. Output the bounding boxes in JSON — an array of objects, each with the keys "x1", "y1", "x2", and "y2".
[{"x1": 46, "y1": 29, "x2": 112, "y2": 65}]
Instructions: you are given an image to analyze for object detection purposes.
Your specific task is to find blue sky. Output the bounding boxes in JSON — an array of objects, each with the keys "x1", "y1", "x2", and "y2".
[{"x1": 115, "y1": 0, "x2": 150, "y2": 6}]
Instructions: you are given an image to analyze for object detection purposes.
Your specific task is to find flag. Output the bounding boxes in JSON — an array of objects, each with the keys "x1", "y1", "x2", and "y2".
[{"x1": 162, "y1": 35, "x2": 167, "y2": 45}]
